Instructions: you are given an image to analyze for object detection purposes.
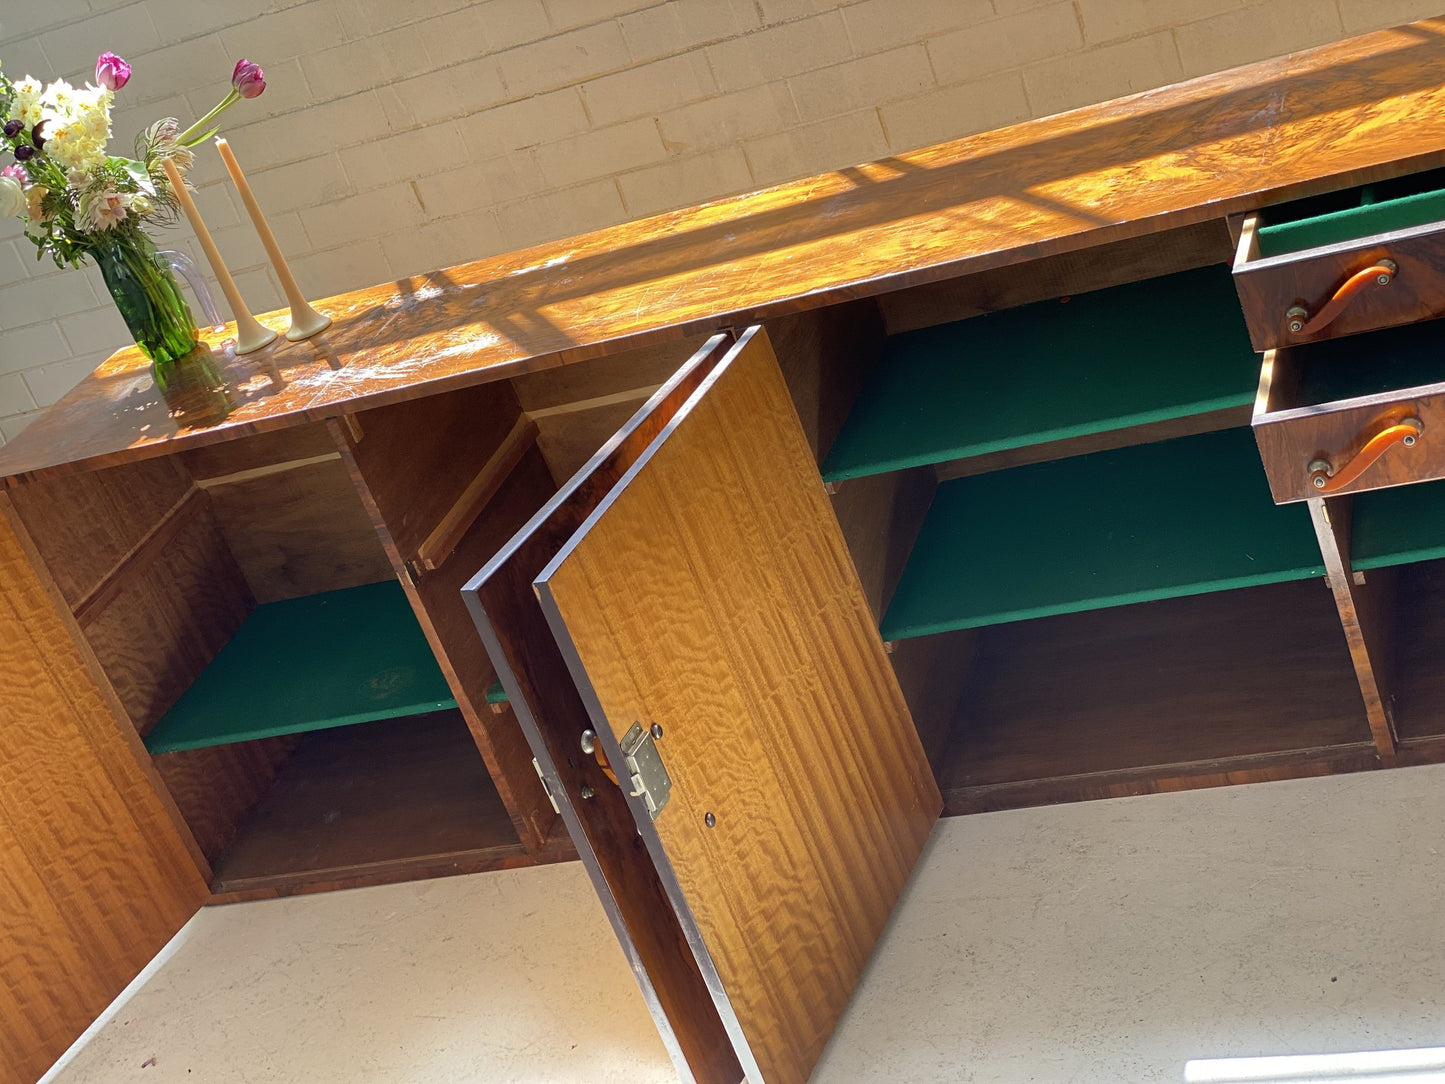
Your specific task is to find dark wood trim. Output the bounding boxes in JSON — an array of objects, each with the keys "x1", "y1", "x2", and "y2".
[
  {"x1": 71, "y1": 487, "x2": 207, "y2": 628},
  {"x1": 944, "y1": 743, "x2": 1382, "y2": 815}
]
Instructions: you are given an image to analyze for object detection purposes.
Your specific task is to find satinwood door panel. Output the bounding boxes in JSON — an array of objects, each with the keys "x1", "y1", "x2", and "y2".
[
  {"x1": 534, "y1": 326, "x2": 941, "y2": 1084},
  {"x1": 464, "y1": 334, "x2": 742, "y2": 1084},
  {"x1": 0, "y1": 502, "x2": 209, "y2": 1084}
]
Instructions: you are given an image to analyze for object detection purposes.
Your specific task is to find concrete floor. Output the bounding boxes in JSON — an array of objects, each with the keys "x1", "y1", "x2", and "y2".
[{"x1": 47, "y1": 763, "x2": 1445, "y2": 1083}]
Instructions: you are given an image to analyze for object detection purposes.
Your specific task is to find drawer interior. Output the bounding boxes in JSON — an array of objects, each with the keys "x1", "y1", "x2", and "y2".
[
  {"x1": 1255, "y1": 165, "x2": 1445, "y2": 257},
  {"x1": 1267, "y1": 318, "x2": 1445, "y2": 411}
]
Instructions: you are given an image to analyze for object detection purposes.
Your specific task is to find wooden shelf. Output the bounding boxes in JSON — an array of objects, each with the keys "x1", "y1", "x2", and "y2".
[
  {"x1": 821, "y1": 266, "x2": 1257, "y2": 482},
  {"x1": 880, "y1": 427, "x2": 1323, "y2": 639},
  {"x1": 939, "y1": 580, "x2": 1375, "y2": 813},
  {"x1": 144, "y1": 581, "x2": 456, "y2": 754},
  {"x1": 209, "y1": 709, "x2": 525, "y2": 896}
]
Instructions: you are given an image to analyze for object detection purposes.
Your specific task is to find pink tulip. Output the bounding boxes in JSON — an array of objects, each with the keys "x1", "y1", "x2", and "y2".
[
  {"x1": 95, "y1": 52, "x2": 131, "y2": 91},
  {"x1": 231, "y1": 59, "x2": 266, "y2": 99}
]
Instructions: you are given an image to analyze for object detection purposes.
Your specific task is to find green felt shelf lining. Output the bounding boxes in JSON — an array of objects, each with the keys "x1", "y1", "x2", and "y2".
[
  {"x1": 485, "y1": 679, "x2": 509, "y2": 705},
  {"x1": 821, "y1": 265, "x2": 1259, "y2": 483},
  {"x1": 144, "y1": 581, "x2": 457, "y2": 755},
  {"x1": 1257, "y1": 186, "x2": 1445, "y2": 259},
  {"x1": 1352, "y1": 479, "x2": 1445, "y2": 571},
  {"x1": 880, "y1": 427, "x2": 1327, "y2": 640},
  {"x1": 1290, "y1": 317, "x2": 1445, "y2": 407}
]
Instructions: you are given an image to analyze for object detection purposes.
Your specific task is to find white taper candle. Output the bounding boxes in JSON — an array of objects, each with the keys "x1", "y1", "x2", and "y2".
[
  {"x1": 215, "y1": 138, "x2": 332, "y2": 342},
  {"x1": 161, "y1": 157, "x2": 276, "y2": 355}
]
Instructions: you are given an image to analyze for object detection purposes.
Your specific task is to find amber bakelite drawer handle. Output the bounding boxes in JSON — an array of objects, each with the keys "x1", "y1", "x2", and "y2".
[
  {"x1": 1308, "y1": 416, "x2": 1423, "y2": 492},
  {"x1": 1286, "y1": 259, "x2": 1398, "y2": 336}
]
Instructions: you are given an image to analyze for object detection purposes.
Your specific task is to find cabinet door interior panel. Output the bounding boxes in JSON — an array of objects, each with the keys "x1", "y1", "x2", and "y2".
[
  {"x1": 337, "y1": 386, "x2": 559, "y2": 852},
  {"x1": 468, "y1": 334, "x2": 740, "y2": 1084},
  {"x1": 537, "y1": 327, "x2": 940, "y2": 1084},
  {"x1": 0, "y1": 502, "x2": 208, "y2": 1084}
]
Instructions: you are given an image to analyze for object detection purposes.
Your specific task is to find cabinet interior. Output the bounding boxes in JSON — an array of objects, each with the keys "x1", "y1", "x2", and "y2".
[
  {"x1": 9, "y1": 202, "x2": 1445, "y2": 898},
  {"x1": 781, "y1": 217, "x2": 1445, "y2": 813}
]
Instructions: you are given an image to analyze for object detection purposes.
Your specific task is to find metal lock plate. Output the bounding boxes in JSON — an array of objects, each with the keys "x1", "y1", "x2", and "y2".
[{"x1": 619, "y1": 722, "x2": 671, "y2": 820}]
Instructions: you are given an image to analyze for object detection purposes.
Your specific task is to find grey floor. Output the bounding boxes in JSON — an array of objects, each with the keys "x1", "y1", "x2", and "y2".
[{"x1": 47, "y1": 763, "x2": 1445, "y2": 1083}]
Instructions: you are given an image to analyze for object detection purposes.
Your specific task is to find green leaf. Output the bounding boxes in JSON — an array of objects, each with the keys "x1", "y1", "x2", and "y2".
[{"x1": 118, "y1": 157, "x2": 157, "y2": 196}]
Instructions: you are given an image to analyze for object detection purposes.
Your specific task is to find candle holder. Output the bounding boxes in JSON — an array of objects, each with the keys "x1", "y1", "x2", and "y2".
[
  {"x1": 216, "y1": 138, "x2": 333, "y2": 342},
  {"x1": 161, "y1": 157, "x2": 276, "y2": 355}
]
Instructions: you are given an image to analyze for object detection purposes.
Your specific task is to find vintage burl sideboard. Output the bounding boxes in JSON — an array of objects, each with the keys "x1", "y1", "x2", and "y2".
[{"x1": 6, "y1": 18, "x2": 1445, "y2": 1084}]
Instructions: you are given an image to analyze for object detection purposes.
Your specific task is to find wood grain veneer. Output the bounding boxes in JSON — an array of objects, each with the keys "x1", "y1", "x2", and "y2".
[
  {"x1": 9, "y1": 20, "x2": 1445, "y2": 483},
  {"x1": 940, "y1": 579, "x2": 1375, "y2": 811},
  {"x1": 1234, "y1": 209, "x2": 1445, "y2": 352},
  {"x1": 334, "y1": 392, "x2": 558, "y2": 853},
  {"x1": 0, "y1": 500, "x2": 208, "y2": 1084},
  {"x1": 467, "y1": 333, "x2": 740, "y2": 1084},
  {"x1": 537, "y1": 328, "x2": 939, "y2": 1084},
  {"x1": 197, "y1": 457, "x2": 393, "y2": 604},
  {"x1": 1309, "y1": 496, "x2": 1398, "y2": 763}
]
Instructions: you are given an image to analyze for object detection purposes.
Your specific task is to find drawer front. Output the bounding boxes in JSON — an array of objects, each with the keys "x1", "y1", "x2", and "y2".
[
  {"x1": 1233, "y1": 212, "x2": 1445, "y2": 352},
  {"x1": 1254, "y1": 383, "x2": 1445, "y2": 503}
]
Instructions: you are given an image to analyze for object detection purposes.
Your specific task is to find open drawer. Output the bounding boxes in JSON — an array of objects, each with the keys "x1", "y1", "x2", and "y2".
[
  {"x1": 1253, "y1": 318, "x2": 1445, "y2": 503},
  {"x1": 1233, "y1": 168, "x2": 1445, "y2": 351}
]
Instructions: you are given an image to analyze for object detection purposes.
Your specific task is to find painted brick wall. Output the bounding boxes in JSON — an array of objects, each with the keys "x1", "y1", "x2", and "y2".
[{"x1": 0, "y1": 0, "x2": 1438, "y2": 443}]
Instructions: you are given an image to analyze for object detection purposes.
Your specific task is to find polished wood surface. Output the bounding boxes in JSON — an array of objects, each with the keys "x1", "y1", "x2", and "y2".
[
  {"x1": 1234, "y1": 210, "x2": 1445, "y2": 352},
  {"x1": 538, "y1": 328, "x2": 940, "y2": 1084},
  {"x1": 941, "y1": 581, "x2": 1374, "y2": 812},
  {"x1": 154, "y1": 735, "x2": 302, "y2": 863},
  {"x1": 6, "y1": 456, "x2": 193, "y2": 608},
  {"x1": 512, "y1": 336, "x2": 707, "y2": 482},
  {"x1": 1254, "y1": 343, "x2": 1445, "y2": 503},
  {"x1": 1391, "y1": 558, "x2": 1445, "y2": 746},
  {"x1": 1309, "y1": 496, "x2": 1398, "y2": 763},
  {"x1": 9, "y1": 20, "x2": 1445, "y2": 484},
  {"x1": 0, "y1": 500, "x2": 208, "y2": 1084},
  {"x1": 208, "y1": 711, "x2": 526, "y2": 897},
  {"x1": 829, "y1": 466, "x2": 936, "y2": 621},
  {"x1": 197, "y1": 456, "x2": 393, "y2": 604},
  {"x1": 467, "y1": 334, "x2": 740, "y2": 1084},
  {"x1": 81, "y1": 504, "x2": 253, "y2": 738},
  {"x1": 335, "y1": 390, "x2": 557, "y2": 853},
  {"x1": 878, "y1": 218, "x2": 1233, "y2": 334}
]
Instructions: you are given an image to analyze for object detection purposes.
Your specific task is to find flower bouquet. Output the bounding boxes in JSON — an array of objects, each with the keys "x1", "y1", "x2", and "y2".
[{"x1": 0, "y1": 52, "x2": 266, "y2": 393}]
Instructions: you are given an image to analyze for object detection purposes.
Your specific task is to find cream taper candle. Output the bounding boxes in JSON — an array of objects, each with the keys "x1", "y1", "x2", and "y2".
[
  {"x1": 215, "y1": 138, "x2": 332, "y2": 342},
  {"x1": 161, "y1": 157, "x2": 276, "y2": 355}
]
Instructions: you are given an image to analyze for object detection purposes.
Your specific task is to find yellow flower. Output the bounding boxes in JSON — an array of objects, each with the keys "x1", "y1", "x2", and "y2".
[
  {"x1": 25, "y1": 185, "x2": 50, "y2": 222},
  {"x1": 14, "y1": 77, "x2": 42, "y2": 127}
]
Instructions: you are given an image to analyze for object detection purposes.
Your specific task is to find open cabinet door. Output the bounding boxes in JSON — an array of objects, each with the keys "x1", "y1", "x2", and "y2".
[
  {"x1": 464, "y1": 333, "x2": 742, "y2": 1084},
  {"x1": 0, "y1": 502, "x2": 209, "y2": 1084},
  {"x1": 534, "y1": 326, "x2": 941, "y2": 1084}
]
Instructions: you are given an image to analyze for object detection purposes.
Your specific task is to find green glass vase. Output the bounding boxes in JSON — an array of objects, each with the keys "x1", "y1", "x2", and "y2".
[{"x1": 92, "y1": 229, "x2": 201, "y2": 386}]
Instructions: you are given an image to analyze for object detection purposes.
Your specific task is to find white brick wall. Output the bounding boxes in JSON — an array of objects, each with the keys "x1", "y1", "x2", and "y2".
[{"x1": 0, "y1": 0, "x2": 1439, "y2": 443}]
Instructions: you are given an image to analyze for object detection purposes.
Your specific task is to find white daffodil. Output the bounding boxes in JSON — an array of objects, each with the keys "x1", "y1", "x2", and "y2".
[{"x1": 14, "y1": 77, "x2": 42, "y2": 128}]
